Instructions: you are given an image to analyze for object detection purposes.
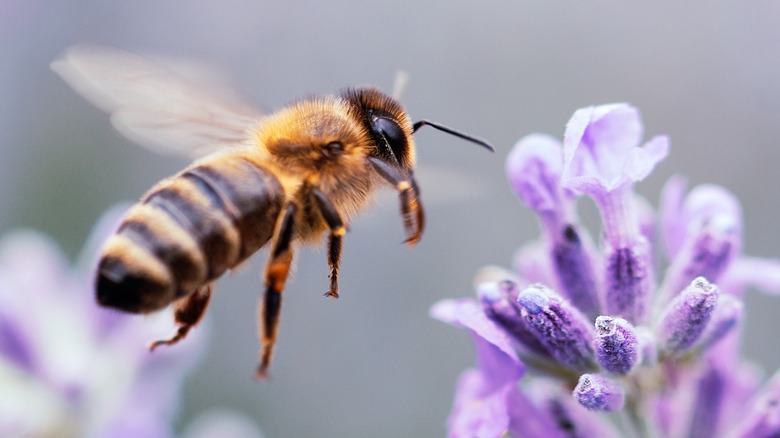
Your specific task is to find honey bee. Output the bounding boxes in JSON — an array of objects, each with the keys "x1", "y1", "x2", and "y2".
[{"x1": 52, "y1": 45, "x2": 493, "y2": 378}]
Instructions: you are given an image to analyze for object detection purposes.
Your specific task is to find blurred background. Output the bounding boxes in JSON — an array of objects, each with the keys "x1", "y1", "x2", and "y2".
[{"x1": 3, "y1": 1, "x2": 780, "y2": 436}]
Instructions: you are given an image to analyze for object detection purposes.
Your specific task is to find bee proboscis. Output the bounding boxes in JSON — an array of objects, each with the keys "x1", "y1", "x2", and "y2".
[{"x1": 52, "y1": 45, "x2": 493, "y2": 378}]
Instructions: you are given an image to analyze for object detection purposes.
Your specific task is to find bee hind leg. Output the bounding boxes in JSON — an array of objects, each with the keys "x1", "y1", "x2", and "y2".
[
  {"x1": 311, "y1": 188, "x2": 346, "y2": 299},
  {"x1": 257, "y1": 203, "x2": 297, "y2": 379},
  {"x1": 149, "y1": 283, "x2": 213, "y2": 351}
]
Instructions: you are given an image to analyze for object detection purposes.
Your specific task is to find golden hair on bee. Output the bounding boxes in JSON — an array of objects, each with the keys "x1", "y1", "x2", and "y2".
[{"x1": 52, "y1": 44, "x2": 493, "y2": 378}]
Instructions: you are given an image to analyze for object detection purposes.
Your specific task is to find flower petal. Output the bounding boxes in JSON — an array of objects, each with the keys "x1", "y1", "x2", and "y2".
[
  {"x1": 721, "y1": 256, "x2": 780, "y2": 296},
  {"x1": 506, "y1": 133, "x2": 568, "y2": 214},
  {"x1": 430, "y1": 298, "x2": 523, "y2": 376},
  {"x1": 562, "y1": 104, "x2": 640, "y2": 192},
  {"x1": 446, "y1": 369, "x2": 512, "y2": 438},
  {"x1": 562, "y1": 103, "x2": 667, "y2": 194},
  {"x1": 623, "y1": 135, "x2": 669, "y2": 185}
]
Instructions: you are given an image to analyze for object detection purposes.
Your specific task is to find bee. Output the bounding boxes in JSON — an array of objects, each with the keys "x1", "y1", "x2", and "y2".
[{"x1": 52, "y1": 45, "x2": 493, "y2": 378}]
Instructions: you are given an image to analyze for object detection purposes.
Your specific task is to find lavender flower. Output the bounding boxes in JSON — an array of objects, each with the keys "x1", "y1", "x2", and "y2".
[
  {"x1": 0, "y1": 206, "x2": 226, "y2": 438},
  {"x1": 594, "y1": 316, "x2": 639, "y2": 374},
  {"x1": 430, "y1": 299, "x2": 528, "y2": 437},
  {"x1": 478, "y1": 281, "x2": 551, "y2": 359},
  {"x1": 658, "y1": 179, "x2": 742, "y2": 303},
  {"x1": 656, "y1": 277, "x2": 719, "y2": 356},
  {"x1": 562, "y1": 104, "x2": 668, "y2": 324},
  {"x1": 507, "y1": 134, "x2": 601, "y2": 319},
  {"x1": 433, "y1": 103, "x2": 780, "y2": 437},
  {"x1": 573, "y1": 374, "x2": 625, "y2": 412},
  {"x1": 515, "y1": 285, "x2": 596, "y2": 373},
  {"x1": 694, "y1": 295, "x2": 743, "y2": 353},
  {"x1": 728, "y1": 369, "x2": 780, "y2": 438}
]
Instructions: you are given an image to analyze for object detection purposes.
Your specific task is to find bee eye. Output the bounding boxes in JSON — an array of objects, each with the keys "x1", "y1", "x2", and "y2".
[
  {"x1": 372, "y1": 116, "x2": 407, "y2": 163},
  {"x1": 322, "y1": 141, "x2": 343, "y2": 159}
]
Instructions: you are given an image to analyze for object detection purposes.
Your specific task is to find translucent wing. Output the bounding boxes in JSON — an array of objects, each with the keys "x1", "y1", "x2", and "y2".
[{"x1": 51, "y1": 44, "x2": 261, "y2": 158}]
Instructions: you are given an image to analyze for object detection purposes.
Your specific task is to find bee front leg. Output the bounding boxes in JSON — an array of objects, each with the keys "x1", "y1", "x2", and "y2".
[
  {"x1": 149, "y1": 283, "x2": 213, "y2": 350},
  {"x1": 311, "y1": 188, "x2": 346, "y2": 299},
  {"x1": 368, "y1": 157, "x2": 425, "y2": 245},
  {"x1": 257, "y1": 203, "x2": 297, "y2": 379}
]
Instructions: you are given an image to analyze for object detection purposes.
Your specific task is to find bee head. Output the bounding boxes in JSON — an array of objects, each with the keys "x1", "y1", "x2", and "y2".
[
  {"x1": 340, "y1": 87, "x2": 416, "y2": 169},
  {"x1": 341, "y1": 87, "x2": 495, "y2": 173}
]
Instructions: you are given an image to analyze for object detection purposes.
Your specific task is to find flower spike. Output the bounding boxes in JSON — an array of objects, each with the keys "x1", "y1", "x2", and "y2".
[{"x1": 432, "y1": 102, "x2": 780, "y2": 437}]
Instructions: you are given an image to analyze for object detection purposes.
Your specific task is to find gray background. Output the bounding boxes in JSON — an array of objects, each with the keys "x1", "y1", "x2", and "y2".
[{"x1": 4, "y1": 1, "x2": 780, "y2": 437}]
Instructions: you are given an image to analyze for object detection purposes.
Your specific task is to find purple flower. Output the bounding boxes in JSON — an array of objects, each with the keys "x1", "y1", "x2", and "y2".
[
  {"x1": 562, "y1": 104, "x2": 668, "y2": 324},
  {"x1": 727, "y1": 369, "x2": 780, "y2": 438},
  {"x1": 507, "y1": 135, "x2": 601, "y2": 319},
  {"x1": 432, "y1": 298, "x2": 610, "y2": 438},
  {"x1": 658, "y1": 178, "x2": 742, "y2": 303},
  {"x1": 430, "y1": 299, "x2": 529, "y2": 437},
  {"x1": 506, "y1": 133, "x2": 572, "y2": 219},
  {"x1": 526, "y1": 379, "x2": 621, "y2": 438},
  {"x1": 561, "y1": 103, "x2": 668, "y2": 198},
  {"x1": 593, "y1": 316, "x2": 639, "y2": 375},
  {"x1": 656, "y1": 277, "x2": 719, "y2": 356},
  {"x1": 0, "y1": 206, "x2": 206, "y2": 437},
  {"x1": 432, "y1": 102, "x2": 780, "y2": 437},
  {"x1": 573, "y1": 374, "x2": 625, "y2": 412},
  {"x1": 478, "y1": 281, "x2": 551, "y2": 359},
  {"x1": 515, "y1": 285, "x2": 596, "y2": 373},
  {"x1": 687, "y1": 363, "x2": 729, "y2": 438},
  {"x1": 694, "y1": 295, "x2": 743, "y2": 353}
]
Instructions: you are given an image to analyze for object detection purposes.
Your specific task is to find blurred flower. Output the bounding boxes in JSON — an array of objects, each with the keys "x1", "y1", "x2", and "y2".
[
  {"x1": 182, "y1": 409, "x2": 265, "y2": 438},
  {"x1": 0, "y1": 206, "x2": 223, "y2": 437},
  {"x1": 433, "y1": 103, "x2": 780, "y2": 437}
]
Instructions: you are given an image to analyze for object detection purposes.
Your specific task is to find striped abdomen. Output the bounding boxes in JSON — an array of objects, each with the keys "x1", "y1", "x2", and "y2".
[{"x1": 96, "y1": 153, "x2": 285, "y2": 313}]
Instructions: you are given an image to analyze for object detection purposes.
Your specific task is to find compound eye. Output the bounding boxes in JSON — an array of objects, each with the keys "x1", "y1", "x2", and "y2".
[
  {"x1": 322, "y1": 141, "x2": 343, "y2": 159},
  {"x1": 372, "y1": 116, "x2": 408, "y2": 163}
]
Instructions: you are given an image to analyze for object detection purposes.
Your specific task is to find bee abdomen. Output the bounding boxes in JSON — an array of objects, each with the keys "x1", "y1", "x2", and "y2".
[
  {"x1": 181, "y1": 156, "x2": 284, "y2": 261},
  {"x1": 96, "y1": 154, "x2": 284, "y2": 313},
  {"x1": 146, "y1": 179, "x2": 241, "y2": 280},
  {"x1": 97, "y1": 203, "x2": 206, "y2": 313}
]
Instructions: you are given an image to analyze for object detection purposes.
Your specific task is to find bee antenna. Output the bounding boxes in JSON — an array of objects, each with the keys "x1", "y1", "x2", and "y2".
[{"x1": 412, "y1": 120, "x2": 495, "y2": 152}]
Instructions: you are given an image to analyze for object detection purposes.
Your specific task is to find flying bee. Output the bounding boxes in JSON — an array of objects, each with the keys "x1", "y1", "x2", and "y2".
[{"x1": 52, "y1": 45, "x2": 494, "y2": 378}]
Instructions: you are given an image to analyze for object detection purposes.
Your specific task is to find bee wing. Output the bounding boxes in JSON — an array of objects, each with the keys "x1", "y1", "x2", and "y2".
[{"x1": 51, "y1": 44, "x2": 261, "y2": 159}]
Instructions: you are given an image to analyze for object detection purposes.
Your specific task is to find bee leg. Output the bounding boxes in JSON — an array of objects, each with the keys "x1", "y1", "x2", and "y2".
[
  {"x1": 368, "y1": 157, "x2": 425, "y2": 245},
  {"x1": 311, "y1": 188, "x2": 346, "y2": 299},
  {"x1": 410, "y1": 175, "x2": 425, "y2": 240},
  {"x1": 257, "y1": 203, "x2": 297, "y2": 379},
  {"x1": 325, "y1": 234, "x2": 343, "y2": 298},
  {"x1": 149, "y1": 283, "x2": 213, "y2": 350}
]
